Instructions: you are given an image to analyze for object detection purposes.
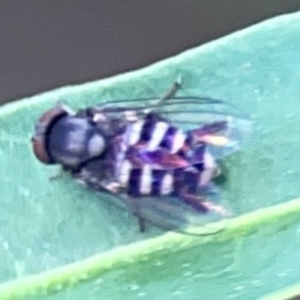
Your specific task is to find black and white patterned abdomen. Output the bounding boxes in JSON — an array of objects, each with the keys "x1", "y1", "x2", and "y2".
[{"x1": 114, "y1": 113, "x2": 218, "y2": 197}]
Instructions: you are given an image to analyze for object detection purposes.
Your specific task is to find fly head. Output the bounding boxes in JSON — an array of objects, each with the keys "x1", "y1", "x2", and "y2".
[{"x1": 31, "y1": 103, "x2": 107, "y2": 170}]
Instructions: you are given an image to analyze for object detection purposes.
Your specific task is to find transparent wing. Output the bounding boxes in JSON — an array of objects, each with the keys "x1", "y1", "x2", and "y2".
[
  {"x1": 92, "y1": 97, "x2": 253, "y2": 162},
  {"x1": 74, "y1": 153, "x2": 233, "y2": 236},
  {"x1": 157, "y1": 97, "x2": 253, "y2": 160},
  {"x1": 108, "y1": 184, "x2": 233, "y2": 236}
]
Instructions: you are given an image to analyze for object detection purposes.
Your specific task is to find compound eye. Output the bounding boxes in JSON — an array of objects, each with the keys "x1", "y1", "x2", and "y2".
[
  {"x1": 31, "y1": 103, "x2": 73, "y2": 164},
  {"x1": 31, "y1": 134, "x2": 52, "y2": 164}
]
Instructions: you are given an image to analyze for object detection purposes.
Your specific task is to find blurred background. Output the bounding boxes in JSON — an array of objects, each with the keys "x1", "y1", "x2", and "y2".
[{"x1": 0, "y1": 1, "x2": 299, "y2": 104}]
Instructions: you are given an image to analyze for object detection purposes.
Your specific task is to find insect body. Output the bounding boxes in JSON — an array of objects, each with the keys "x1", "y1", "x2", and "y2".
[{"x1": 31, "y1": 80, "x2": 252, "y2": 235}]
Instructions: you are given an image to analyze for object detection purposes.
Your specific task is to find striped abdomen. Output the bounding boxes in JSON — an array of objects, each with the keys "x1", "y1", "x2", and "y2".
[
  {"x1": 123, "y1": 113, "x2": 188, "y2": 154},
  {"x1": 115, "y1": 112, "x2": 219, "y2": 197},
  {"x1": 119, "y1": 161, "x2": 201, "y2": 197}
]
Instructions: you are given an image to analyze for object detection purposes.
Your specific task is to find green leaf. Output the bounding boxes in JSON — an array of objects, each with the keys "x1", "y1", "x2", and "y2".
[
  {"x1": 0, "y1": 11, "x2": 300, "y2": 300},
  {"x1": 260, "y1": 282, "x2": 300, "y2": 300}
]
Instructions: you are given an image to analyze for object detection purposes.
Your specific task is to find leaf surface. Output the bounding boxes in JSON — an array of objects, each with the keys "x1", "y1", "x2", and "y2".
[{"x1": 0, "y1": 11, "x2": 300, "y2": 300}]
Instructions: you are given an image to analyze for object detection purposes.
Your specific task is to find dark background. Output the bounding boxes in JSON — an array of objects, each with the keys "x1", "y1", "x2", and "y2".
[{"x1": 1, "y1": 1, "x2": 300, "y2": 104}]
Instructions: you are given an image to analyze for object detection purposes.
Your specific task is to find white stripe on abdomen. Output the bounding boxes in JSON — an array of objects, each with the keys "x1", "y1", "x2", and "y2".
[
  {"x1": 199, "y1": 151, "x2": 217, "y2": 186},
  {"x1": 125, "y1": 120, "x2": 145, "y2": 146},
  {"x1": 140, "y1": 164, "x2": 152, "y2": 194},
  {"x1": 118, "y1": 159, "x2": 132, "y2": 187},
  {"x1": 171, "y1": 129, "x2": 186, "y2": 154},
  {"x1": 161, "y1": 173, "x2": 174, "y2": 195},
  {"x1": 146, "y1": 122, "x2": 169, "y2": 151}
]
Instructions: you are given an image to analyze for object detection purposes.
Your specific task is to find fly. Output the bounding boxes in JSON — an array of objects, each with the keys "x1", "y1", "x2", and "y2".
[{"x1": 31, "y1": 77, "x2": 253, "y2": 235}]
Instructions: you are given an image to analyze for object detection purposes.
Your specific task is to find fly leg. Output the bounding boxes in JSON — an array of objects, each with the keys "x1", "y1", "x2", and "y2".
[
  {"x1": 180, "y1": 191, "x2": 231, "y2": 217},
  {"x1": 189, "y1": 121, "x2": 230, "y2": 147},
  {"x1": 145, "y1": 76, "x2": 182, "y2": 114},
  {"x1": 126, "y1": 196, "x2": 147, "y2": 233},
  {"x1": 137, "y1": 216, "x2": 146, "y2": 233},
  {"x1": 159, "y1": 75, "x2": 182, "y2": 102},
  {"x1": 180, "y1": 191, "x2": 209, "y2": 213}
]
